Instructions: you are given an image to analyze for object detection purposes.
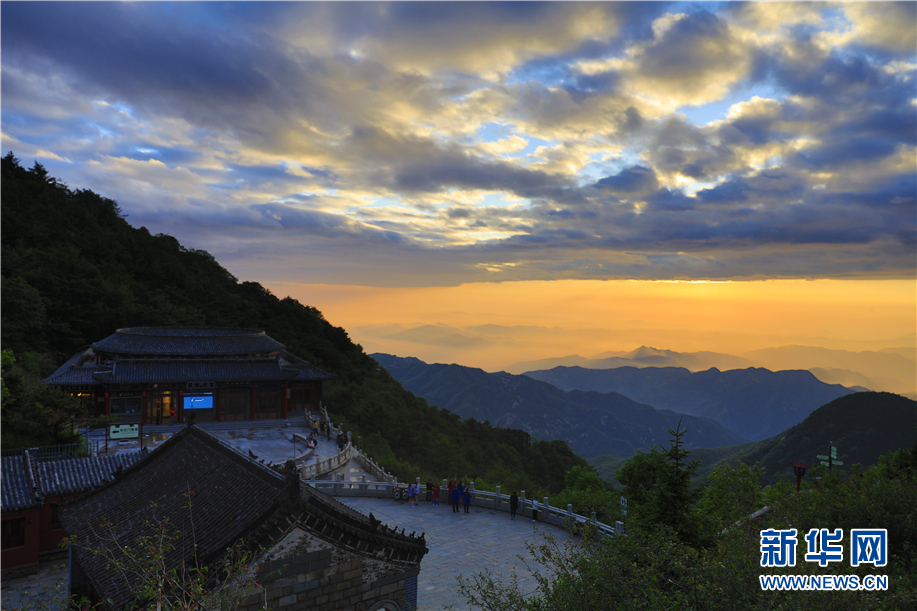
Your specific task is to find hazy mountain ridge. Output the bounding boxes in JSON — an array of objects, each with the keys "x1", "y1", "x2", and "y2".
[
  {"x1": 505, "y1": 345, "x2": 754, "y2": 374},
  {"x1": 523, "y1": 365, "x2": 863, "y2": 441},
  {"x1": 590, "y1": 392, "x2": 917, "y2": 486},
  {"x1": 371, "y1": 353, "x2": 743, "y2": 459},
  {"x1": 744, "y1": 345, "x2": 916, "y2": 397}
]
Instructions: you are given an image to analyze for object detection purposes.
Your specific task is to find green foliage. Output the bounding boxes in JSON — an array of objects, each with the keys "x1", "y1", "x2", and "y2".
[
  {"x1": 552, "y1": 465, "x2": 622, "y2": 524},
  {"x1": 695, "y1": 457, "x2": 763, "y2": 533},
  {"x1": 1, "y1": 349, "x2": 94, "y2": 448},
  {"x1": 460, "y1": 445, "x2": 917, "y2": 611}
]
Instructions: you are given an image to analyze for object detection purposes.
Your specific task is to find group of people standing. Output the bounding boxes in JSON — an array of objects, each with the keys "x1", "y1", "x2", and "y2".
[{"x1": 401, "y1": 480, "x2": 539, "y2": 522}]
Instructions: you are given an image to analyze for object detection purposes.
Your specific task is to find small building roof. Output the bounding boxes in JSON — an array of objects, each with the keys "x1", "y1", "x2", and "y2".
[
  {"x1": 36, "y1": 452, "x2": 148, "y2": 498},
  {"x1": 1, "y1": 451, "x2": 147, "y2": 514},
  {"x1": 1, "y1": 455, "x2": 41, "y2": 513}
]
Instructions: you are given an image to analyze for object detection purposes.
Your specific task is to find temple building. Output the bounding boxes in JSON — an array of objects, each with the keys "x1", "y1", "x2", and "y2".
[{"x1": 44, "y1": 327, "x2": 335, "y2": 425}]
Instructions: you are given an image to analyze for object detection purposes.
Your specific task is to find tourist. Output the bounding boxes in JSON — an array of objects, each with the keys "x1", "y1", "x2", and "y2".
[
  {"x1": 509, "y1": 491, "x2": 519, "y2": 520},
  {"x1": 532, "y1": 498, "x2": 539, "y2": 522},
  {"x1": 463, "y1": 488, "x2": 471, "y2": 513},
  {"x1": 425, "y1": 479, "x2": 433, "y2": 503},
  {"x1": 432, "y1": 484, "x2": 440, "y2": 507},
  {"x1": 407, "y1": 482, "x2": 415, "y2": 507},
  {"x1": 450, "y1": 485, "x2": 461, "y2": 513}
]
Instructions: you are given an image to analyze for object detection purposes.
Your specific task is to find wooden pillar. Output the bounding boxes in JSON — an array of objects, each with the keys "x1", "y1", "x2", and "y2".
[
  {"x1": 104, "y1": 391, "x2": 110, "y2": 417},
  {"x1": 215, "y1": 387, "x2": 222, "y2": 422},
  {"x1": 178, "y1": 390, "x2": 183, "y2": 424},
  {"x1": 250, "y1": 386, "x2": 256, "y2": 421},
  {"x1": 141, "y1": 391, "x2": 147, "y2": 426},
  {"x1": 281, "y1": 384, "x2": 288, "y2": 420}
]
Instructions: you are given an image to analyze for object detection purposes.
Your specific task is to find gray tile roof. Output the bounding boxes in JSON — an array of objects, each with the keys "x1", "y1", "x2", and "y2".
[
  {"x1": 91, "y1": 327, "x2": 285, "y2": 357},
  {"x1": 36, "y1": 452, "x2": 148, "y2": 497},
  {"x1": 1, "y1": 451, "x2": 147, "y2": 513},
  {"x1": 1, "y1": 455, "x2": 40, "y2": 513}
]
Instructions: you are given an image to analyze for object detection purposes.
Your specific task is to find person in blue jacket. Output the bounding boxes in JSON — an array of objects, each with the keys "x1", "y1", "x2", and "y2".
[
  {"x1": 463, "y1": 488, "x2": 472, "y2": 513},
  {"x1": 451, "y1": 485, "x2": 461, "y2": 513}
]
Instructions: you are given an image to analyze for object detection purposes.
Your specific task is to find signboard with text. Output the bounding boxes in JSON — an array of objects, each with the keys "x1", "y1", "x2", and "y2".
[{"x1": 110, "y1": 424, "x2": 140, "y2": 440}]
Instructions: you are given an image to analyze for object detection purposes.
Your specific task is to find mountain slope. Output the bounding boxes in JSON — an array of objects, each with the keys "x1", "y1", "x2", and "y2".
[
  {"x1": 524, "y1": 365, "x2": 860, "y2": 441},
  {"x1": 590, "y1": 392, "x2": 916, "y2": 486},
  {"x1": 371, "y1": 353, "x2": 742, "y2": 459}
]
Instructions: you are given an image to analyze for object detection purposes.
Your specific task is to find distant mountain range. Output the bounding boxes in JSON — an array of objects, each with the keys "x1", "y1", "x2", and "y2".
[
  {"x1": 508, "y1": 344, "x2": 916, "y2": 398},
  {"x1": 371, "y1": 353, "x2": 742, "y2": 459},
  {"x1": 505, "y1": 346, "x2": 755, "y2": 375},
  {"x1": 522, "y1": 365, "x2": 862, "y2": 441},
  {"x1": 590, "y1": 392, "x2": 917, "y2": 486}
]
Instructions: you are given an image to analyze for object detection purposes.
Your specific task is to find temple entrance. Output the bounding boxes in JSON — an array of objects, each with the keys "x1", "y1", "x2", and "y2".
[{"x1": 146, "y1": 391, "x2": 175, "y2": 425}]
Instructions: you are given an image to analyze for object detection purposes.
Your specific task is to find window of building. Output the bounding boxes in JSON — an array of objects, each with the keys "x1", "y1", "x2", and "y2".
[
  {"x1": 2, "y1": 518, "x2": 25, "y2": 549},
  {"x1": 110, "y1": 396, "x2": 141, "y2": 416}
]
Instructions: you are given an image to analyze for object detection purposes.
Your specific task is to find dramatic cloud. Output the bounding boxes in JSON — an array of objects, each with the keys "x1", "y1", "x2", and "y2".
[{"x1": 2, "y1": 1, "x2": 914, "y2": 287}]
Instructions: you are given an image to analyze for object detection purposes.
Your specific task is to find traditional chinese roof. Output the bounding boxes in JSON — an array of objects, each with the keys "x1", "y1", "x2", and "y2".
[
  {"x1": 45, "y1": 347, "x2": 100, "y2": 386},
  {"x1": 1, "y1": 455, "x2": 41, "y2": 513},
  {"x1": 36, "y1": 452, "x2": 148, "y2": 498},
  {"x1": 92, "y1": 359, "x2": 298, "y2": 384},
  {"x1": 61, "y1": 426, "x2": 425, "y2": 610},
  {"x1": 91, "y1": 327, "x2": 286, "y2": 357},
  {"x1": 45, "y1": 328, "x2": 336, "y2": 387},
  {"x1": 1, "y1": 451, "x2": 147, "y2": 514}
]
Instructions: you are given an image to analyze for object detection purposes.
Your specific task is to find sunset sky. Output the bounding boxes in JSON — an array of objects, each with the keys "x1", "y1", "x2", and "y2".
[{"x1": 3, "y1": 2, "x2": 915, "y2": 371}]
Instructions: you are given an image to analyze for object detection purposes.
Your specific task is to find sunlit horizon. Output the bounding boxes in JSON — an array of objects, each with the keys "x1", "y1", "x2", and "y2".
[{"x1": 273, "y1": 278, "x2": 916, "y2": 374}]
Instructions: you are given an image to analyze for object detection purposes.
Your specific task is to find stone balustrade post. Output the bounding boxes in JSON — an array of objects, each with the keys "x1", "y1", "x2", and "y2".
[
  {"x1": 442, "y1": 478, "x2": 447, "y2": 491},
  {"x1": 360, "y1": 475, "x2": 367, "y2": 495},
  {"x1": 520, "y1": 491, "x2": 526, "y2": 515},
  {"x1": 495, "y1": 485, "x2": 500, "y2": 509},
  {"x1": 567, "y1": 503, "x2": 573, "y2": 516},
  {"x1": 544, "y1": 496, "x2": 549, "y2": 522},
  {"x1": 616, "y1": 521, "x2": 624, "y2": 536}
]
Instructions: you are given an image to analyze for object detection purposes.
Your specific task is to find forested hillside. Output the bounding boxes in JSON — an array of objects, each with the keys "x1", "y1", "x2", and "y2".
[
  {"x1": 0, "y1": 153, "x2": 585, "y2": 495},
  {"x1": 590, "y1": 392, "x2": 917, "y2": 486}
]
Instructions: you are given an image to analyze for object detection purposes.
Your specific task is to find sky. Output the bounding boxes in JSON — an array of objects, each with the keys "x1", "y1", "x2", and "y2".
[{"x1": 3, "y1": 2, "x2": 915, "y2": 371}]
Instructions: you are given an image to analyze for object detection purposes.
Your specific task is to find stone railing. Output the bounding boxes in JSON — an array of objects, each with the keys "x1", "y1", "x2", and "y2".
[
  {"x1": 308, "y1": 471, "x2": 624, "y2": 537},
  {"x1": 298, "y1": 441, "x2": 352, "y2": 479},
  {"x1": 290, "y1": 433, "x2": 317, "y2": 465}
]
